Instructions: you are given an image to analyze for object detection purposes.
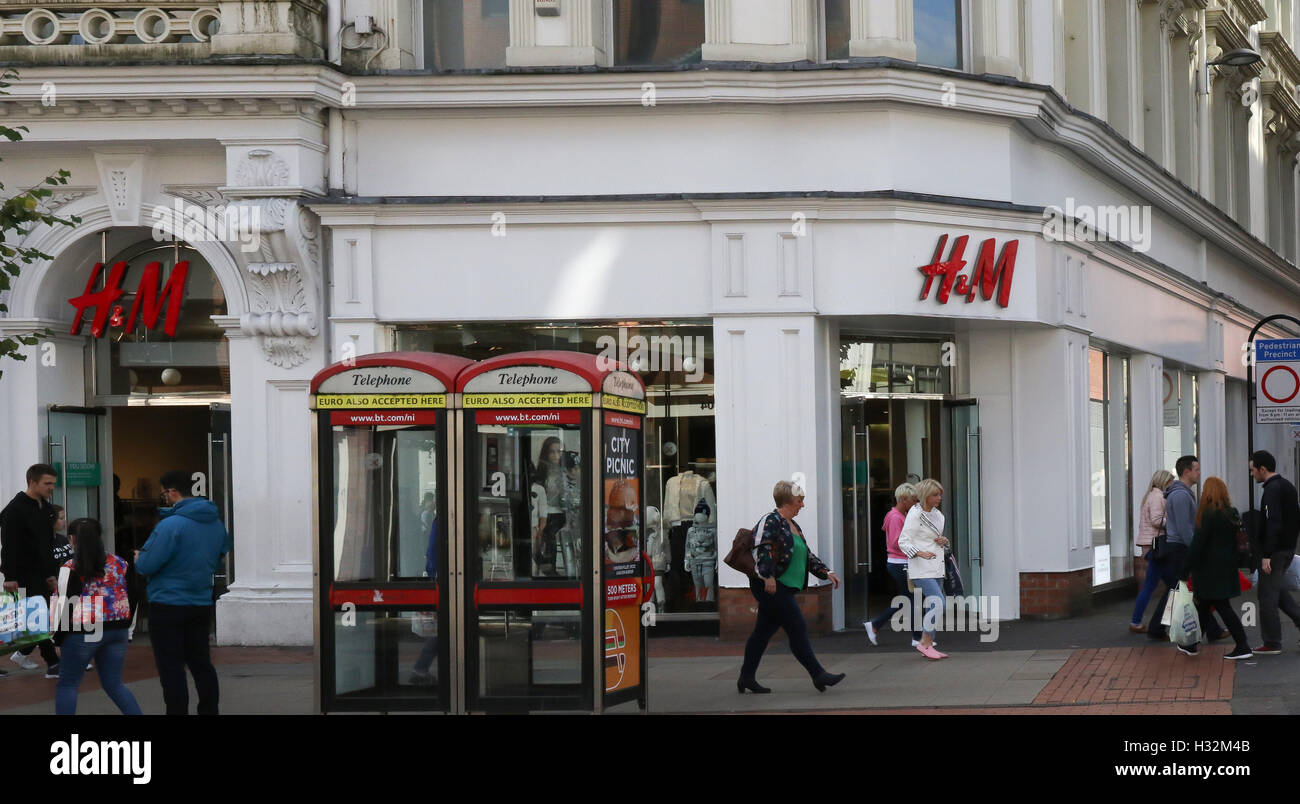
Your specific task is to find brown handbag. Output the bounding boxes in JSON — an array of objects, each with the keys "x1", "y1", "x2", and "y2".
[{"x1": 723, "y1": 514, "x2": 769, "y2": 579}]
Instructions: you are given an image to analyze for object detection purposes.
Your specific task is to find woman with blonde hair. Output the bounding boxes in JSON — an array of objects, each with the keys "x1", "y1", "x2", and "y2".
[
  {"x1": 863, "y1": 483, "x2": 937, "y2": 647},
  {"x1": 1129, "y1": 469, "x2": 1175, "y2": 633},
  {"x1": 897, "y1": 478, "x2": 948, "y2": 660},
  {"x1": 1177, "y1": 477, "x2": 1253, "y2": 659}
]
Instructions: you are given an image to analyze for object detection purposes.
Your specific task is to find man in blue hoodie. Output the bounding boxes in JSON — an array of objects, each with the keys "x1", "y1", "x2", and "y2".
[
  {"x1": 1145, "y1": 455, "x2": 1225, "y2": 641},
  {"x1": 135, "y1": 470, "x2": 231, "y2": 715}
]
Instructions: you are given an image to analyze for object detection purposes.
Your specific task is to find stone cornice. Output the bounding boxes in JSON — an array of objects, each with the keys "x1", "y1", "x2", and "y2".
[{"x1": 0, "y1": 61, "x2": 1296, "y2": 293}]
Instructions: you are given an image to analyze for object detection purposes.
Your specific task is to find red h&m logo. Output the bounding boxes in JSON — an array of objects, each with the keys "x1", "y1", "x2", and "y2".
[
  {"x1": 917, "y1": 235, "x2": 1018, "y2": 308},
  {"x1": 68, "y1": 261, "x2": 190, "y2": 338}
]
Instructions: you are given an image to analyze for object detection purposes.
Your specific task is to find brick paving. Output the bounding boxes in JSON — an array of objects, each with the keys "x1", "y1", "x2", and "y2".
[{"x1": 1033, "y1": 646, "x2": 1234, "y2": 706}]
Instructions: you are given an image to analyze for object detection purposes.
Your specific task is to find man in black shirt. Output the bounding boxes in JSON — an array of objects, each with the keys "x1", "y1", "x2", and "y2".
[
  {"x1": 0, "y1": 464, "x2": 61, "y2": 676},
  {"x1": 1249, "y1": 450, "x2": 1300, "y2": 654}
]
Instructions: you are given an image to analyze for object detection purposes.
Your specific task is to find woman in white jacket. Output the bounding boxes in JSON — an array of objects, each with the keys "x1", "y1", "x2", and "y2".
[{"x1": 897, "y1": 478, "x2": 950, "y2": 660}]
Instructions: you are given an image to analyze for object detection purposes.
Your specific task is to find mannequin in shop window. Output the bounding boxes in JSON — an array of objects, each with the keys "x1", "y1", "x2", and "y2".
[
  {"x1": 684, "y1": 499, "x2": 717, "y2": 604},
  {"x1": 646, "y1": 506, "x2": 668, "y2": 612},
  {"x1": 663, "y1": 469, "x2": 716, "y2": 610},
  {"x1": 557, "y1": 450, "x2": 583, "y2": 577},
  {"x1": 532, "y1": 437, "x2": 566, "y2": 577}
]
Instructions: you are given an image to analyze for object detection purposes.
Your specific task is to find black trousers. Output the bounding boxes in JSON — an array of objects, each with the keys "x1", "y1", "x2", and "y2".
[
  {"x1": 18, "y1": 591, "x2": 59, "y2": 667},
  {"x1": 739, "y1": 579, "x2": 825, "y2": 681},
  {"x1": 149, "y1": 603, "x2": 219, "y2": 715},
  {"x1": 1194, "y1": 597, "x2": 1249, "y2": 651}
]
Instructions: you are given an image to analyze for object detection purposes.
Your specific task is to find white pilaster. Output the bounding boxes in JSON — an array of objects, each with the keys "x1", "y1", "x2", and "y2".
[
  {"x1": 506, "y1": 0, "x2": 608, "y2": 67},
  {"x1": 1197, "y1": 369, "x2": 1227, "y2": 481},
  {"x1": 1063, "y1": 0, "x2": 1107, "y2": 117},
  {"x1": 703, "y1": 0, "x2": 818, "y2": 63},
  {"x1": 1104, "y1": 0, "x2": 1143, "y2": 143},
  {"x1": 713, "y1": 314, "x2": 839, "y2": 609},
  {"x1": 847, "y1": 0, "x2": 916, "y2": 61},
  {"x1": 1128, "y1": 354, "x2": 1163, "y2": 547},
  {"x1": 971, "y1": 0, "x2": 1024, "y2": 79}
]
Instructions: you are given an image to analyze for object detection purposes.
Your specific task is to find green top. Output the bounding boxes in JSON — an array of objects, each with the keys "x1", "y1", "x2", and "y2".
[{"x1": 778, "y1": 524, "x2": 809, "y2": 590}]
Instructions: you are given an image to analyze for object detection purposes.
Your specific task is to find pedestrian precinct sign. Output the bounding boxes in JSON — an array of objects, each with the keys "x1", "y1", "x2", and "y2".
[{"x1": 1256, "y1": 339, "x2": 1300, "y2": 422}]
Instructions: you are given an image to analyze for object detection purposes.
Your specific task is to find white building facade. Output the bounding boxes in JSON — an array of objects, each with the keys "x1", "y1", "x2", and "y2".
[{"x1": 2, "y1": 0, "x2": 1299, "y2": 644}]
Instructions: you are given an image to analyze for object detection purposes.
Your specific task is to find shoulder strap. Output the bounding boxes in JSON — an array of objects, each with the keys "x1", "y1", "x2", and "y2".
[{"x1": 916, "y1": 509, "x2": 943, "y2": 537}]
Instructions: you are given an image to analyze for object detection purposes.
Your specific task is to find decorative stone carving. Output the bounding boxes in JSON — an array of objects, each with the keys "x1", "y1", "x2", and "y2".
[
  {"x1": 37, "y1": 189, "x2": 91, "y2": 212},
  {"x1": 163, "y1": 186, "x2": 226, "y2": 207},
  {"x1": 225, "y1": 195, "x2": 321, "y2": 368},
  {"x1": 234, "y1": 149, "x2": 291, "y2": 190}
]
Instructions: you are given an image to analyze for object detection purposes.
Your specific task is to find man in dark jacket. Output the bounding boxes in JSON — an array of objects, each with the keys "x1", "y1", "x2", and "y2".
[
  {"x1": 1249, "y1": 450, "x2": 1300, "y2": 654},
  {"x1": 1146, "y1": 455, "x2": 1226, "y2": 639},
  {"x1": 0, "y1": 464, "x2": 61, "y2": 676},
  {"x1": 135, "y1": 469, "x2": 232, "y2": 714}
]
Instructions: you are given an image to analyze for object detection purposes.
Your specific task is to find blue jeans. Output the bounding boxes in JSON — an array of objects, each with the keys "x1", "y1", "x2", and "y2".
[
  {"x1": 56, "y1": 629, "x2": 142, "y2": 715},
  {"x1": 1131, "y1": 550, "x2": 1164, "y2": 625},
  {"x1": 914, "y1": 578, "x2": 945, "y2": 637},
  {"x1": 869, "y1": 563, "x2": 921, "y2": 640}
]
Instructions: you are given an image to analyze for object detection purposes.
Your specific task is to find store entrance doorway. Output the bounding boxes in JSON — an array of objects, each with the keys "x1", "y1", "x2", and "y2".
[{"x1": 840, "y1": 397, "x2": 982, "y2": 630}]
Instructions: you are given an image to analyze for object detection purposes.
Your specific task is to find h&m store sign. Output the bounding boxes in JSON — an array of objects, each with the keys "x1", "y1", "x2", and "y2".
[{"x1": 917, "y1": 234, "x2": 1018, "y2": 309}]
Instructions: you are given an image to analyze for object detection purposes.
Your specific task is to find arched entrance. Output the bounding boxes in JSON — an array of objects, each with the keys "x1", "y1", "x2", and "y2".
[{"x1": 5, "y1": 212, "x2": 248, "y2": 628}]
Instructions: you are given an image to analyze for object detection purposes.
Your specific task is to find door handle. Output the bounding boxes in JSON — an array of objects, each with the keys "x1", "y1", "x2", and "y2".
[{"x1": 968, "y1": 426, "x2": 981, "y2": 565}]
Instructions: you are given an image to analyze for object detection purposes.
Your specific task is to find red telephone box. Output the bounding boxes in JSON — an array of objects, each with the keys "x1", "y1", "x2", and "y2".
[
  {"x1": 311, "y1": 352, "x2": 471, "y2": 713},
  {"x1": 455, "y1": 350, "x2": 649, "y2": 713},
  {"x1": 313, "y1": 349, "x2": 649, "y2": 713}
]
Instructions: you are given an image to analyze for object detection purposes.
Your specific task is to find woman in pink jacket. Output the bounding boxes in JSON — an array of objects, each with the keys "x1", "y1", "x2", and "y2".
[{"x1": 1129, "y1": 470, "x2": 1175, "y2": 632}]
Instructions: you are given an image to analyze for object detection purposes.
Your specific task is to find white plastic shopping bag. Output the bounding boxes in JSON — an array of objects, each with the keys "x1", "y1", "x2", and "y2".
[{"x1": 1167, "y1": 581, "x2": 1201, "y2": 646}]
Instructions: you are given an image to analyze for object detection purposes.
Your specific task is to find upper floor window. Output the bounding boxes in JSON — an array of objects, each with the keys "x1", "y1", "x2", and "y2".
[
  {"x1": 913, "y1": 0, "x2": 961, "y2": 69},
  {"x1": 424, "y1": 0, "x2": 509, "y2": 70},
  {"x1": 613, "y1": 0, "x2": 705, "y2": 66}
]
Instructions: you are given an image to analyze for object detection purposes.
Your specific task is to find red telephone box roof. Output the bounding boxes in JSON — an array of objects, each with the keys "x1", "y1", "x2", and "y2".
[
  {"x1": 454, "y1": 350, "x2": 643, "y2": 394},
  {"x1": 310, "y1": 351, "x2": 476, "y2": 394}
]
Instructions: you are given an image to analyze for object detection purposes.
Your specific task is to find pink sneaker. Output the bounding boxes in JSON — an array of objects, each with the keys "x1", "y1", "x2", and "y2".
[{"x1": 916, "y1": 643, "x2": 945, "y2": 660}]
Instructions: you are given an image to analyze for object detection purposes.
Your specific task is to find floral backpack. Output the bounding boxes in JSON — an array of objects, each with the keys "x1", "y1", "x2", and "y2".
[{"x1": 60, "y1": 555, "x2": 132, "y2": 627}]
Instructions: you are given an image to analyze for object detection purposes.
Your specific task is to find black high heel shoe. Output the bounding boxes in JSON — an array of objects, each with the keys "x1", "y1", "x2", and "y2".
[
  {"x1": 812, "y1": 672, "x2": 845, "y2": 692},
  {"x1": 737, "y1": 677, "x2": 771, "y2": 694}
]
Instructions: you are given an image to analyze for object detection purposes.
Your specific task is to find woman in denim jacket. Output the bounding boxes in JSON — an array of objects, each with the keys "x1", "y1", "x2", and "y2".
[{"x1": 737, "y1": 480, "x2": 843, "y2": 694}]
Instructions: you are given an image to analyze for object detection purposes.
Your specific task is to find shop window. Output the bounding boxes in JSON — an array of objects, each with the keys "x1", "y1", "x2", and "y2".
[
  {"x1": 612, "y1": 0, "x2": 704, "y2": 66},
  {"x1": 1091, "y1": 348, "x2": 1133, "y2": 587},
  {"x1": 913, "y1": 0, "x2": 962, "y2": 69},
  {"x1": 89, "y1": 240, "x2": 230, "y2": 400},
  {"x1": 839, "y1": 339, "x2": 952, "y2": 396},
  {"x1": 395, "y1": 321, "x2": 718, "y2": 619},
  {"x1": 1161, "y1": 367, "x2": 1198, "y2": 484},
  {"x1": 424, "y1": 0, "x2": 509, "y2": 70}
]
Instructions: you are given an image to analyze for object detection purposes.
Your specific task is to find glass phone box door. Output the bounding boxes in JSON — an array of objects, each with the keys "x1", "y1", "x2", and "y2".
[
  {"x1": 322, "y1": 412, "x2": 447, "y2": 712},
  {"x1": 464, "y1": 409, "x2": 592, "y2": 712}
]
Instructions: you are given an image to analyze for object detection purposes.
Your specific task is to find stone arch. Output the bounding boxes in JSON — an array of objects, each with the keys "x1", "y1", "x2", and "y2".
[{"x1": 6, "y1": 193, "x2": 249, "y2": 325}]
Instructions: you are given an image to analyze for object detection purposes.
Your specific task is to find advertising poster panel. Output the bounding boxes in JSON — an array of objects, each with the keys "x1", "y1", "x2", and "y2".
[{"x1": 602, "y1": 411, "x2": 643, "y2": 695}]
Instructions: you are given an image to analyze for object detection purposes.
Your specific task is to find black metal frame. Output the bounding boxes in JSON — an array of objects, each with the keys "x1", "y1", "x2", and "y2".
[
  {"x1": 462, "y1": 409, "x2": 595, "y2": 714},
  {"x1": 1246, "y1": 315, "x2": 1300, "y2": 518}
]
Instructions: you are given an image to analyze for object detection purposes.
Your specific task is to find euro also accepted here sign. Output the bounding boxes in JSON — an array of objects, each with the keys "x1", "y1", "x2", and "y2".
[{"x1": 1256, "y1": 339, "x2": 1300, "y2": 422}]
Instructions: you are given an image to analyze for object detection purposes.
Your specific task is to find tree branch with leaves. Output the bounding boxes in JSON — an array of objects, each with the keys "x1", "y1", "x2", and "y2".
[{"x1": 0, "y1": 68, "x2": 82, "y2": 379}]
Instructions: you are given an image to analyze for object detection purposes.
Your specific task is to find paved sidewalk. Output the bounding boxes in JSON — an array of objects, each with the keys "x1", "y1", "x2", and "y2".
[{"x1": 1, "y1": 596, "x2": 1293, "y2": 714}]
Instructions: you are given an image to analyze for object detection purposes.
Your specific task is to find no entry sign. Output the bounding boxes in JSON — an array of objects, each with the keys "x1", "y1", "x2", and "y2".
[{"x1": 1256, "y1": 339, "x2": 1300, "y2": 422}]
